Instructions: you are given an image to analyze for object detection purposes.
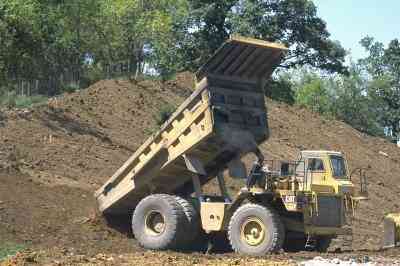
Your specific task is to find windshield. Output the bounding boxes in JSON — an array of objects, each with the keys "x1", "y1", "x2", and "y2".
[{"x1": 330, "y1": 155, "x2": 347, "y2": 178}]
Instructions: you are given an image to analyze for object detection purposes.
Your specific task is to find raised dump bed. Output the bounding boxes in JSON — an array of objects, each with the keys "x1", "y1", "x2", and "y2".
[{"x1": 95, "y1": 36, "x2": 287, "y2": 214}]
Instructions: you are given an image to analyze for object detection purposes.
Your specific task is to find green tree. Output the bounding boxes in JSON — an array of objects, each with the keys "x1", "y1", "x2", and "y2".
[
  {"x1": 265, "y1": 73, "x2": 295, "y2": 104},
  {"x1": 360, "y1": 37, "x2": 400, "y2": 142},
  {"x1": 330, "y1": 64, "x2": 383, "y2": 136},
  {"x1": 146, "y1": 0, "x2": 189, "y2": 79},
  {"x1": 0, "y1": 0, "x2": 105, "y2": 93},
  {"x1": 97, "y1": 0, "x2": 187, "y2": 78},
  {"x1": 177, "y1": 0, "x2": 347, "y2": 74},
  {"x1": 294, "y1": 71, "x2": 332, "y2": 114},
  {"x1": 292, "y1": 64, "x2": 384, "y2": 137},
  {"x1": 0, "y1": 1, "x2": 42, "y2": 81}
]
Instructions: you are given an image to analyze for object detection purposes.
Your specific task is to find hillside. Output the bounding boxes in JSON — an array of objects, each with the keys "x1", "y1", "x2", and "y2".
[{"x1": 1, "y1": 75, "x2": 400, "y2": 260}]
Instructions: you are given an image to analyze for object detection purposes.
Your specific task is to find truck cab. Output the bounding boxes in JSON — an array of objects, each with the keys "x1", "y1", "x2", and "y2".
[
  {"x1": 286, "y1": 151, "x2": 355, "y2": 238},
  {"x1": 244, "y1": 150, "x2": 357, "y2": 243},
  {"x1": 297, "y1": 150, "x2": 355, "y2": 196}
]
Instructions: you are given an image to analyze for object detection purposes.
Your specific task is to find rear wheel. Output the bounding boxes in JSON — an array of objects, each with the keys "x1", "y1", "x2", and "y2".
[
  {"x1": 228, "y1": 204, "x2": 285, "y2": 255},
  {"x1": 175, "y1": 196, "x2": 200, "y2": 248},
  {"x1": 132, "y1": 194, "x2": 186, "y2": 250}
]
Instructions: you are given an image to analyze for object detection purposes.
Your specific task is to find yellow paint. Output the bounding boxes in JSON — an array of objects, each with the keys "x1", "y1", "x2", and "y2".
[
  {"x1": 386, "y1": 213, "x2": 400, "y2": 243},
  {"x1": 200, "y1": 202, "x2": 230, "y2": 231}
]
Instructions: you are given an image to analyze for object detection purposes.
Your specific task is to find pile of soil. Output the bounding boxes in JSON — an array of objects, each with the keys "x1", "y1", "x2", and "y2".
[
  {"x1": 0, "y1": 78, "x2": 191, "y2": 257},
  {"x1": 1, "y1": 73, "x2": 400, "y2": 259}
]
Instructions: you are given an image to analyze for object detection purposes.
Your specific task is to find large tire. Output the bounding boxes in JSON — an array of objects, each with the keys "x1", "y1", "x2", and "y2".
[
  {"x1": 228, "y1": 203, "x2": 285, "y2": 256},
  {"x1": 132, "y1": 194, "x2": 186, "y2": 250},
  {"x1": 175, "y1": 197, "x2": 200, "y2": 244}
]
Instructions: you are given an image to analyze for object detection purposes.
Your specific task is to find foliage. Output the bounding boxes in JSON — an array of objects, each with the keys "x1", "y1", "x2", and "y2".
[
  {"x1": 0, "y1": 0, "x2": 190, "y2": 88},
  {"x1": 177, "y1": 0, "x2": 347, "y2": 74},
  {"x1": 80, "y1": 64, "x2": 104, "y2": 88},
  {"x1": 62, "y1": 83, "x2": 80, "y2": 94},
  {"x1": 16, "y1": 95, "x2": 47, "y2": 108},
  {"x1": 0, "y1": 0, "x2": 397, "y2": 143},
  {"x1": 0, "y1": 0, "x2": 348, "y2": 97},
  {"x1": 0, "y1": 243, "x2": 25, "y2": 261},
  {"x1": 147, "y1": 1, "x2": 190, "y2": 79},
  {"x1": 145, "y1": 103, "x2": 177, "y2": 135},
  {"x1": 360, "y1": 37, "x2": 400, "y2": 142},
  {"x1": 98, "y1": 0, "x2": 188, "y2": 78},
  {"x1": 292, "y1": 65, "x2": 384, "y2": 137},
  {"x1": 291, "y1": 36, "x2": 400, "y2": 141},
  {"x1": 154, "y1": 104, "x2": 176, "y2": 126},
  {"x1": 330, "y1": 64, "x2": 384, "y2": 136},
  {"x1": 295, "y1": 71, "x2": 332, "y2": 114},
  {"x1": 265, "y1": 73, "x2": 295, "y2": 104},
  {"x1": 0, "y1": 92, "x2": 47, "y2": 108}
]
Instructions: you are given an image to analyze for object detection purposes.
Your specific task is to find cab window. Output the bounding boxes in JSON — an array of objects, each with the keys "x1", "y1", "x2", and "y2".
[
  {"x1": 330, "y1": 155, "x2": 347, "y2": 178},
  {"x1": 308, "y1": 158, "x2": 325, "y2": 172}
]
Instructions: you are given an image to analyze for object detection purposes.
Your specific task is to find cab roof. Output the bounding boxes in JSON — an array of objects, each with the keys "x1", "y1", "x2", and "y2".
[{"x1": 301, "y1": 150, "x2": 343, "y2": 157}]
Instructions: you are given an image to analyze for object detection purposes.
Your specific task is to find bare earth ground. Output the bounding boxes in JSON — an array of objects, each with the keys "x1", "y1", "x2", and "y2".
[{"x1": 1, "y1": 73, "x2": 400, "y2": 265}]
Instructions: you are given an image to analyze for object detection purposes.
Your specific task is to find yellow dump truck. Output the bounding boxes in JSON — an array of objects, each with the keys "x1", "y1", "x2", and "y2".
[{"x1": 95, "y1": 36, "x2": 358, "y2": 255}]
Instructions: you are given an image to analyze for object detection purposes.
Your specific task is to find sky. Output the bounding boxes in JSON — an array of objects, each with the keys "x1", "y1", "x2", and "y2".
[{"x1": 312, "y1": 0, "x2": 399, "y2": 60}]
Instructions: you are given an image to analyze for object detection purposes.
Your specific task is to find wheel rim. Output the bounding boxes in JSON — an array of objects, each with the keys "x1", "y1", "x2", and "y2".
[
  {"x1": 240, "y1": 217, "x2": 266, "y2": 246},
  {"x1": 145, "y1": 210, "x2": 165, "y2": 236}
]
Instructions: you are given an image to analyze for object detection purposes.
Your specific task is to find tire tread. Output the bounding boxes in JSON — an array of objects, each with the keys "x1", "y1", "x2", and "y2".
[
  {"x1": 228, "y1": 203, "x2": 285, "y2": 255},
  {"x1": 132, "y1": 194, "x2": 186, "y2": 250}
]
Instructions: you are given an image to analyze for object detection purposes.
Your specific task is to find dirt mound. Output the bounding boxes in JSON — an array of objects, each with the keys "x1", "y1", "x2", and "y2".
[
  {"x1": 0, "y1": 78, "x2": 189, "y2": 188},
  {"x1": 0, "y1": 78, "x2": 192, "y2": 256},
  {"x1": 1, "y1": 74, "x2": 400, "y2": 256}
]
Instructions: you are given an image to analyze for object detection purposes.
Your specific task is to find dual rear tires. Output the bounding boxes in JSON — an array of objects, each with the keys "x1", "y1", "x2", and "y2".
[
  {"x1": 132, "y1": 195, "x2": 285, "y2": 255},
  {"x1": 131, "y1": 194, "x2": 199, "y2": 250}
]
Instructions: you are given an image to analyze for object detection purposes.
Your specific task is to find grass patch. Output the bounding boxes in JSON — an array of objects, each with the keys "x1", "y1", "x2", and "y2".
[
  {"x1": 153, "y1": 104, "x2": 176, "y2": 126},
  {"x1": 144, "y1": 104, "x2": 177, "y2": 136},
  {"x1": 0, "y1": 243, "x2": 25, "y2": 261},
  {"x1": 15, "y1": 95, "x2": 48, "y2": 108},
  {"x1": 0, "y1": 93, "x2": 48, "y2": 109},
  {"x1": 61, "y1": 83, "x2": 80, "y2": 94}
]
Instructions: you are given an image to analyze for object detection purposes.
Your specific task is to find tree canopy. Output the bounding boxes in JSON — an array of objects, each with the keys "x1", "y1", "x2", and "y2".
[
  {"x1": 0, "y1": 0, "x2": 347, "y2": 88},
  {"x1": 360, "y1": 37, "x2": 400, "y2": 142},
  {"x1": 0, "y1": 0, "x2": 398, "y2": 143},
  {"x1": 177, "y1": 0, "x2": 347, "y2": 74},
  {"x1": 290, "y1": 41, "x2": 399, "y2": 142}
]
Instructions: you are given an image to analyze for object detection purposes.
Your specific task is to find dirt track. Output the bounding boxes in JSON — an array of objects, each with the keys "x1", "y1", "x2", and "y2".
[{"x1": 1, "y1": 73, "x2": 400, "y2": 264}]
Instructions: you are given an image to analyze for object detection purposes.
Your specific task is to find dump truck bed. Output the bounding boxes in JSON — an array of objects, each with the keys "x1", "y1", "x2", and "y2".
[{"x1": 95, "y1": 36, "x2": 287, "y2": 214}]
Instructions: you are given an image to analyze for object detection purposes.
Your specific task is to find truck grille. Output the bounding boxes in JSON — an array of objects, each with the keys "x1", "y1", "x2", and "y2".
[{"x1": 311, "y1": 196, "x2": 344, "y2": 227}]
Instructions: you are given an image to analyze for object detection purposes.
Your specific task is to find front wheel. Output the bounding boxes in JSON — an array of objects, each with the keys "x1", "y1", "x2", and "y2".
[{"x1": 228, "y1": 203, "x2": 285, "y2": 256}]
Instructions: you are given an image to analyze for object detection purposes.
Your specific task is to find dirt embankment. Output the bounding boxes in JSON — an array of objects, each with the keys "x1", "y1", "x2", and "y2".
[{"x1": 1, "y1": 73, "x2": 400, "y2": 263}]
